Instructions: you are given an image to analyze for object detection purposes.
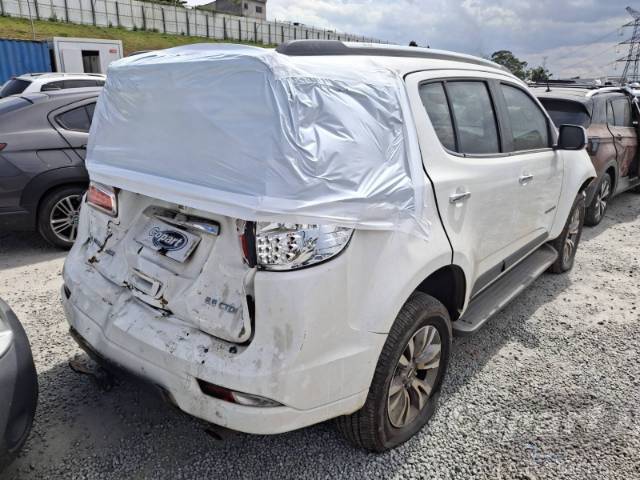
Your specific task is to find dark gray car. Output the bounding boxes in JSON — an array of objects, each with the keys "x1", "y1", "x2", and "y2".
[
  {"x1": 0, "y1": 87, "x2": 100, "y2": 248},
  {"x1": 0, "y1": 298, "x2": 38, "y2": 472}
]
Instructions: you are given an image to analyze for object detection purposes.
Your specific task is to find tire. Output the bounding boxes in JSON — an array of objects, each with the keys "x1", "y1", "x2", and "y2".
[
  {"x1": 37, "y1": 185, "x2": 86, "y2": 249},
  {"x1": 548, "y1": 192, "x2": 585, "y2": 274},
  {"x1": 584, "y1": 172, "x2": 612, "y2": 226},
  {"x1": 336, "y1": 292, "x2": 452, "y2": 452}
]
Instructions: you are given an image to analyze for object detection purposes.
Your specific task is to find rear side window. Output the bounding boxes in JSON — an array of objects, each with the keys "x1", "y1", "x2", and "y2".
[
  {"x1": 501, "y1": 84, "x2": 549, "y2": 151},
  {"x1": 610, "y1": 98, "x2": 632, "y2": 127},
  {"x1": 40, "y1": 81, "x2": 65, "y2": 92},
  {"x1": 0, "y1": 78, "x2": 31, "y2": 98},
  {"x1": 447, "y1": 81, "x2": 500, "y2": 154},
  {"x1": 56, "y1": 103, "x2": 96, "y2": 132},
  {"x1": 538, "y1": 98, "x2": 590, "y2": 128},
  {"x1": 418, "y1": 82, "x2": 456, "y2": 151}
]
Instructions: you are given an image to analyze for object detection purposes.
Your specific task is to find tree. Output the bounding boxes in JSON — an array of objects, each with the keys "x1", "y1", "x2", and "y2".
[
  {"x1": 490, "y1": 50, "x2": 528, "y2": 80},
  {"x1": 527, "y1": 66, "x2": 551, "y2": 83}
]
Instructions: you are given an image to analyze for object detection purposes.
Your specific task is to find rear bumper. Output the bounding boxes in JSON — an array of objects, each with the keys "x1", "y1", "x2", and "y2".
[{"x1": 61, "y1": 249, "x2": 386, "y2": 434}]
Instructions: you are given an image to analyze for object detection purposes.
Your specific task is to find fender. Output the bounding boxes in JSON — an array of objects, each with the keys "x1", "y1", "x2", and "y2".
[
  {"x1": 549, "y1": 149, "x2": 596, "y2": 240},
  {"x1": 19, "y1": 166, "x2": 89, "y2": 226}
]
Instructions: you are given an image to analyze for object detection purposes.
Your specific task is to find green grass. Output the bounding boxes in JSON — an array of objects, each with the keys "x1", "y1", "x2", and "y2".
[{"x1": 0, "y1": 15, "x2": 271, "y2": 55}]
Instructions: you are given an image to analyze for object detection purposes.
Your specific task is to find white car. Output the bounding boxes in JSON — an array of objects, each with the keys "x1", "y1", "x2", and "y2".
[
  {"x1": 0, "y1": 72, "x2": 105, "y2": 98},
  {"x1": 61, "y1": 41, "x2": 595, "y2": 451}
]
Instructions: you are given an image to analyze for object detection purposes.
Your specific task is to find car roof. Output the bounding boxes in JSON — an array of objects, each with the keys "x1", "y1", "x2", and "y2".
[
  {"x1": 530, "y1": 85, "x2": 627, "y2": 104},
  {"x1": 16, "y1": 72, "x2": 106, "y2": 80},
  {"x1": 20, "y1": 86, "x2": 102, "y2": 103},
  {"x1": 276, "y1": 40, "x2": 513, "y2": 78}
]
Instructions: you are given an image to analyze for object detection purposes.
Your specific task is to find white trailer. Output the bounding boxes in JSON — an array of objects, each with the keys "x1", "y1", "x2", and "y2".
[{"x1": 50, "y1": 37, "x2": 123, "y2": 74}]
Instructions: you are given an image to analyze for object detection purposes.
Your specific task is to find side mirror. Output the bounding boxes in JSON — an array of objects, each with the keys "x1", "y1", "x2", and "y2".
[{"x1": 555, "y1": 124, "x2": 587, "y2": 150}]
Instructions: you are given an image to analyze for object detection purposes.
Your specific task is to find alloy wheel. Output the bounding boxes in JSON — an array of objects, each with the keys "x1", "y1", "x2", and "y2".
[
  {"x1": 593, "y1": 176, "x2": 611, "y2": 222},
  {"x1": 49, "y1": 194, "x2": 82, "y2": 244},
  {"x1": 563, "y1": 206, "x2": 582, "y2": 265},
  {"x1": 387, "y1": 325, "x2": 442, "y2": 428}
]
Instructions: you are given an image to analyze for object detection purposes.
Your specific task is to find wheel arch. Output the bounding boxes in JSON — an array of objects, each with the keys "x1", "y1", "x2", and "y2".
[{"x1": 413, "y1": 265, "x2": 466, "y2": 322}]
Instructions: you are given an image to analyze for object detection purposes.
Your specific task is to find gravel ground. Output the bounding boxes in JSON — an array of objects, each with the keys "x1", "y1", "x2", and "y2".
[{"x1": 1, "y1": 193, "x2": 639, "y2": 480}]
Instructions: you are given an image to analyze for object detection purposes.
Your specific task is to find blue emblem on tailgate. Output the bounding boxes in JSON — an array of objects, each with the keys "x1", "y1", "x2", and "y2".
[{"x1": 149, "y1": 227, "x2": 187, "y2": 251}]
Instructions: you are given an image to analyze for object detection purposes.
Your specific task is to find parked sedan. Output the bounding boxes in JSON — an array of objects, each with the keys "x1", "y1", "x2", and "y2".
[
  {"x1": 0, "y1": 87, "x2": 101, "y2": 247},
  {"x1": 0, "y1": 298, "x2": 38, "y2": 472},
  {"x1": 533, "y1": 85, "x2": 640, "y2": 226}
]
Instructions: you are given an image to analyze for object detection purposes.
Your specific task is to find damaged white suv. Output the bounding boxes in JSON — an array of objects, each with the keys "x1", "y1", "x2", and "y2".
[{"x1": 62, "y1": 41, "x2": 595, "y2": 451}]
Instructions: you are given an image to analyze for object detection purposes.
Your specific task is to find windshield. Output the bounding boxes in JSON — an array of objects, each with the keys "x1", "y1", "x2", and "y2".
[
  {"x1": 0, "y1": 78, "x2": 31, "y2": 98},
  {"x1": 538, "y1": 98, "x2": 591, "y2": 128}
]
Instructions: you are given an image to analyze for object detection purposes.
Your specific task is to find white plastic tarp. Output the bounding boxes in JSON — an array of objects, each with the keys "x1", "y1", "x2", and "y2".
[{"x1": 87, "y1": 44, "x2": 428, "y2": 237}]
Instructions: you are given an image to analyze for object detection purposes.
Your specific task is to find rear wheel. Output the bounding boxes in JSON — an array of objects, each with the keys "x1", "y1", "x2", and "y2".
[
  {"x1": 336, "y1": 292, "x2": 451, "y2": 452},
  {"x1": 549, "y1": 192, "x2": 585, "y2": 273},
  {"x1": 585, "y1": 172, "x2": 612, "y2": 226},
  {"x1": 37, "y1": 185, "x2": 85, "y2": 249}
]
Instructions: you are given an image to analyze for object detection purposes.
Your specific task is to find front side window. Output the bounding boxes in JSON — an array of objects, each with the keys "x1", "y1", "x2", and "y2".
[
  {"x1": 447, "y1": 81, "x2": 500, "y2": 154},
  {"x1": 610, "y1": 98, "x2": 632, "y2": 127},
  {"x1": 501, "y1": 84, "x2": 549, "y2": 151},
  {"x1": 56, "y1": 103, "x2": 96, "y2": 132},
  {"x1": 418, "y1": 82, "x2": 456, "y2": 151}
]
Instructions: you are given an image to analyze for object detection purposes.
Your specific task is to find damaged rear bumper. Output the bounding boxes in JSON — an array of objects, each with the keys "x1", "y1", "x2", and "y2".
[{"x1": 61, "y1": 249, "x2": 386, "y2": 434}]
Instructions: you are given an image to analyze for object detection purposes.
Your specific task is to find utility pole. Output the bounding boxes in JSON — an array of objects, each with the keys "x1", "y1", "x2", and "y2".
[{"x1": 617, "y1": 6, "x2": 640, "y2": 84}]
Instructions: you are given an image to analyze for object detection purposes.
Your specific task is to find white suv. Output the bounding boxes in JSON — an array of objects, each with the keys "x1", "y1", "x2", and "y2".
[
  {"x1": 61, "y1": 41, "x2": 595, "y2": 451},
  {"x1": 0, "y1": 72, "x2": 105, "y2": 98}
]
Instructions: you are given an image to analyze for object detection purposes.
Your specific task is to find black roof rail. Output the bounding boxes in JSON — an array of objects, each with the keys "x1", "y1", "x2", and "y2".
[{"x1": 276, "y1": 40, "x2": 508, "y2": 72}]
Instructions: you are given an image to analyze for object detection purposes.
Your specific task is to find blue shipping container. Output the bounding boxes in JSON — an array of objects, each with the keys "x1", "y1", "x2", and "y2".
[{"x1": 0, "y1": 38, "x2": 52, "y2": 84}]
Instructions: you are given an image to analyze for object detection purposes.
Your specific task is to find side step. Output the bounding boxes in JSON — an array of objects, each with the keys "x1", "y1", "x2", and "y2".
[{"x1": 453, "y1": 244, "x2": 558, "y2": 336}]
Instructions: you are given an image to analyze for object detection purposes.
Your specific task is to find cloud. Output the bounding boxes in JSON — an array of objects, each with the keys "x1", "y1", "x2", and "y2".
[{"x1": 187, "y1": 0, "x2": 637, "y2": 78}]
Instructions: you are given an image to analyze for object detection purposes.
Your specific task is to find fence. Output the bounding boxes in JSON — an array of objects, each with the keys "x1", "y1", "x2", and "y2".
[{"x1": 0, "y1": 0, "x2": 385, "y2": 46}]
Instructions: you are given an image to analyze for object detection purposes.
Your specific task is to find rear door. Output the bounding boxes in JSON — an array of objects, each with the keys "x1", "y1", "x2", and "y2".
[
  {"x1": 607, "y1": 96, "x2": 638, "y2": 178},
  {"x1": 406, "y1": 71, "x2": 543, "y2": 296}
]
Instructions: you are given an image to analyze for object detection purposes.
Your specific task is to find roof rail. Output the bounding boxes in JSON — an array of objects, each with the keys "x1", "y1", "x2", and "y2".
[
  {"x1": 585, "y1": 86, "x2": 624, "y2": 98},
  {"x1": 276, "y1": 40, "x2": 508, "y2": 72}
]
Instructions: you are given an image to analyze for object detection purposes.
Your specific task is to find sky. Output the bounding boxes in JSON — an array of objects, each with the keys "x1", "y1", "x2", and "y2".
[{"x1": 186, "y1": 0, "x2": 640, "y2": 80}]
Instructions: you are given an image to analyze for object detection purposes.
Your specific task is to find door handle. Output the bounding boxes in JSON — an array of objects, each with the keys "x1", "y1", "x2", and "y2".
[
  {"x1": 449, "y1": 191, "x2": 471, "y2": 203},
  {"x1": 519, "y1": 174, "x2": 534, "y2": 185}
]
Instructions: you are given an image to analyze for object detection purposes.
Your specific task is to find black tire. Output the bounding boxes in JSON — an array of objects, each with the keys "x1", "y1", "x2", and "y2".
[
  {"x1": 548, "y1": 192, "x2": 585, "y2": 274},
  {"x1": 585, "y1": 172, "x2": 612, "y2": 226},
  {"x1": 336, "y1": 292, "x2": 452, "y2": 452},
  {"x1": 37, "y1": 185, "x2": 85, "y2": 249}
]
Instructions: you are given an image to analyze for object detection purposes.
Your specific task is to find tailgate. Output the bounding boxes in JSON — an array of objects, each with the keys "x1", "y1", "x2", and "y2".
[{"x1": 82, "y1": 190, "x2": 254, "y2": 344}]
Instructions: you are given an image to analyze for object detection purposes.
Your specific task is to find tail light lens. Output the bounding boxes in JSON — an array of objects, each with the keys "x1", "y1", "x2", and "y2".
[
  {"x1": 0, "y1": 143, "x2": 6, "y2": 151},
  {"x1": 86, "y1": 182, "x2": 118, "y2": 216},
  {"x1": 239, "y1": 222, "x2": 353, "y2": 271}
]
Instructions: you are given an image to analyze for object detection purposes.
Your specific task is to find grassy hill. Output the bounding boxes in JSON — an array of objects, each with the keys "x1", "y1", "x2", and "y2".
[{"x1": 0, "y1": 15, "x2": 270, "y2": 55}]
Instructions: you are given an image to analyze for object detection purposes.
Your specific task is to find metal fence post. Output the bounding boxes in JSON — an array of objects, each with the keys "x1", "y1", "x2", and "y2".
[
  {"x1": 223, "y1": 16, "x2": 227, "y2": 39},
  {"x1": 161, "y1": 7, "x2": 165, "y2": 33},
  {"x1": 205, "y1": 13, "x2": 209, "y2": 37},
  {"x1": 268, "y1": 23, "x2": 271, "y2": 44},
  {"x1": 280, "y1": 25, "x2": 284, "y2": 44},
  {"x1": 237, "y1": 19, "x2": 241, "y2": 41},
  {"x1": 140, "y1": 4, "x2": 145, "y2": 29},
  {"x1": 33, "y1": 0, "x2": 40, "y2": 20},
  {"x1": 115, "y1": 1, "x2": 120, "y2": 26},
  {"x1": 0, "y1": 0, "x2": 5, "y2": 16},
  {"x1": 253, "y1": 21, "x2": 257, "y2": 42},
  {"x1": 185, "y1": 10, "x2": 189, "y2": 35}
]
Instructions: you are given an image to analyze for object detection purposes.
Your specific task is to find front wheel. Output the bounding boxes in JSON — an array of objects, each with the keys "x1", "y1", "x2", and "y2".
[
  {"x1": 548, "y1": 192, "x2": 585, "y2": 273},
  {"x1": 336, "y1": 292, "x2": 451, "y2": 452}
]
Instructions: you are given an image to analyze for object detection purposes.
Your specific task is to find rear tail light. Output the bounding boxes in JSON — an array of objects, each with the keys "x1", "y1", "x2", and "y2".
[
  {"x1": 238, "y1": 221, "x2": 353, "y2": 271},
  {"x1": 197, "y1": 379, "x2": 280, "y2": 407},
  {"x1": 86, "y1": 182, "x2": 117, "y2": 216},
  {"x1": 0, "y1": 143, "x2": 6, "y2": 151}
]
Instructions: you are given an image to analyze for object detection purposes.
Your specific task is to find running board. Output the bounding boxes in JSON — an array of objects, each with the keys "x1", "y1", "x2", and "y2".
[{"x1": 453, "y1": 244, "x2": 558, "y2": 336}]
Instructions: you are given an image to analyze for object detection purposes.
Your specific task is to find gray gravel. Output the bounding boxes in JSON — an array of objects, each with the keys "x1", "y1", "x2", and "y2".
[{"x1": 1, "y1": 193, "x2": 639, "y2": 480}]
